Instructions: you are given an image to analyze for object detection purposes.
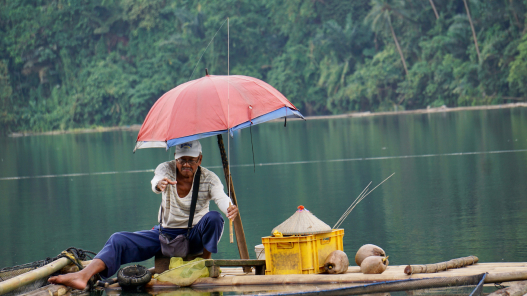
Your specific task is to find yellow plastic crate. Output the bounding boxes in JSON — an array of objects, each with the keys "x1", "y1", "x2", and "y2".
[{"x1": 262, "y1": 229, "x2": 344, "y2": 275}]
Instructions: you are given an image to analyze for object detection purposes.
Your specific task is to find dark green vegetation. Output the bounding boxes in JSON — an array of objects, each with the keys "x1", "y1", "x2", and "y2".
[{"x1": 1, "y1": 0, "x2": 527, "y2": 133}]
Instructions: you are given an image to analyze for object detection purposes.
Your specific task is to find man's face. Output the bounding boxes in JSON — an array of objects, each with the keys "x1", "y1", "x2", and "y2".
[{"x1": 175, "y1": 155, "x2": 202, "y2": 178}]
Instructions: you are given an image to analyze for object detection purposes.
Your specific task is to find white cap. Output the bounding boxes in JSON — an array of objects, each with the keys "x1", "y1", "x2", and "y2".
[{"x1": 174, "y1": 140, "x2": 202, "y2": 159}]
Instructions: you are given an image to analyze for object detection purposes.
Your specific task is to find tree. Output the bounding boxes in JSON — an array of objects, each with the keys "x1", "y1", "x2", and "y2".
[
  {"x1": 463, "y1": 0, "x2": 481, "y2": 62},
  {"x1": 429, "y1": 0, "x2": 439, "y2": 20},
  {"x1": 365, "y1": 0, "x2": 409, "y2": 76}
]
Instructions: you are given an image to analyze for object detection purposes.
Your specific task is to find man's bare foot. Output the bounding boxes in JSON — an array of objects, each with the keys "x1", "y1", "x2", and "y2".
[
  {"x1": 48, "y1": 273, "x2": 89, "y2": 290},
  {"x1": 48, "y1": 258, "x2": 106, "y2": 290}
]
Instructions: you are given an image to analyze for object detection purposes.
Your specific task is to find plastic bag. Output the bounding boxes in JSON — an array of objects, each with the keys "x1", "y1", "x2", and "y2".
[{"x1": 154, "y1": 257, "x2": 210, "y2": 287}]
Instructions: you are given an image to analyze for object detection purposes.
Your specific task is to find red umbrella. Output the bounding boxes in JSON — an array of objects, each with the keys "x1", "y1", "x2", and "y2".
[
  {"x1": 134, "y1": 74, "x2": 303, "y2": 151},
  {"x1": 133, "y1": 72, "x2": 304, "y2": 264}
]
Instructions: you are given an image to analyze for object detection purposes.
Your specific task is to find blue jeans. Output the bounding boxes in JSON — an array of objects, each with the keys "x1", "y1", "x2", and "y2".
[{"x1": 94, "y1": 211, "x2": 224, "y2": 277}]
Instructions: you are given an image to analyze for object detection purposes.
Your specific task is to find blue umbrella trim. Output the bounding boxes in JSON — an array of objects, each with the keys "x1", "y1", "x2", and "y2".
[
  {"x1": 134, "y1": 107, "x2": 304, "y2": 151},
  {"x1": 166, "y1": 107, "x2": 304, "y2": 148}
]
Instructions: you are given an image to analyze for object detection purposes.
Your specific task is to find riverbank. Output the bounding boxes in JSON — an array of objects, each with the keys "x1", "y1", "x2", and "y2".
[{"x1": 9, "y1": 102, "x2": 527, "y2": 137}]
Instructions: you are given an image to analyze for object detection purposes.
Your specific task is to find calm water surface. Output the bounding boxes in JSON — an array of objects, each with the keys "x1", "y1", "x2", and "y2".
[{"x1": 1, "y1": 108, "x2": 526, "y2": 277}]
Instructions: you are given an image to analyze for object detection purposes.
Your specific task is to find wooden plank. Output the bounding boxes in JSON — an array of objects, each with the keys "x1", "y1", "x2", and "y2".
[
  {"x1": 208, "y1": 265, "x2": 221, "y2": 278},
  {"x1": 205, "y1": 260, "x2": 265, "y2": 267}
]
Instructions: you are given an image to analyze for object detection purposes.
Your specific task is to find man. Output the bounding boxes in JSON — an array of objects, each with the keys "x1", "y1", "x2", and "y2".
[{"x1": 48, "y1": 140, "x2": 238, "y2": 290}]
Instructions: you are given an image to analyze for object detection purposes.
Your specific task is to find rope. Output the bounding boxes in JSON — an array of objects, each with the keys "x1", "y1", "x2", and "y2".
[
  {"x1": 55, "y1": 247, "x2": 99, "y2": 290},
  {"x1": 494, "y1": 282, "x2": 506, "y2": 289},
  {"x1": 56, "y1": 247, "x2": 96, "y2": 271}
]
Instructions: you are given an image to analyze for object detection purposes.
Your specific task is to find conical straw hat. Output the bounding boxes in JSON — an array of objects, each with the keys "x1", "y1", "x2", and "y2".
[{"x1": 272, "y1": 205, "x2": 332, "y2": 235}]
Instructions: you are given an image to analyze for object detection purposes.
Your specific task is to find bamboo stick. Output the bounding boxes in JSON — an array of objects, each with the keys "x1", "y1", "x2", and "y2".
[
  {"x1": 229, "y1": 202, "x2": 233, "y2": 243},
  {"x1": 0, "y1": 257, "x2": 70, "y2": 295},
  {"x1": 404, "y1": 256, "x2": 479, "y2": 275},
  {"x1": 217, "y1": 135, "x2": 250, "y2": 272}
]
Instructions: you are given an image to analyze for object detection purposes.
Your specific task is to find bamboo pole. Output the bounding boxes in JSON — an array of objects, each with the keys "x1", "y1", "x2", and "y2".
[
  {"x1": 191, "y1": 269, "x2": 527, "y2": 287},
  {"x1": 0, "y1": 257, "x2": 70, "y2": 295},
  {"x1": 229, "y1": 202, "x2": 234, "y2": 243},
  {"x1": 217, "y1": 135, "x2": 250, "y2": 271},
  {"x1": 142, "y1": 263, "x2": 527, "y2": 287},
  {"x1": 485, "y1": 271, "x2": 527, "y2": 283},
  {"x1": 404, "y1": 256, "x2": 479, "y2": 275}
]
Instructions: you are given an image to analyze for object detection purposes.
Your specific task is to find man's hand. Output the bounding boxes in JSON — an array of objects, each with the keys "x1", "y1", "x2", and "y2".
[
  {"x1": 227, "y1": 204, "x2": 238, "y2": 220},
  {"x1": 157, "y1": 177, "x2": 177, "y2": 192}
]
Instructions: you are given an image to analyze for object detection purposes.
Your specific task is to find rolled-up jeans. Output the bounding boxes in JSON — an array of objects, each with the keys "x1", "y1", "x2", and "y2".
[{"x1": 94, "y1": 211, "x2": 224, "y2": 277}]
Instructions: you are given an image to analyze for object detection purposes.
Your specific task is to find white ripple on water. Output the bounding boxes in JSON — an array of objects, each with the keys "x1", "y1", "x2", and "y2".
[{"x1": 1, "y1": 149, "x2": 526, "y2": 181}]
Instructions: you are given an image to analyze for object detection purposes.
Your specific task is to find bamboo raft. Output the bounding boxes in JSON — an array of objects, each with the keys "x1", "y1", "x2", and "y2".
[
  {"x1": 6, "y1": 261, "x2": 527, "y2": 295},
  {"x1": 139, "y1": 262, "x2": 527, "y2": 288}
]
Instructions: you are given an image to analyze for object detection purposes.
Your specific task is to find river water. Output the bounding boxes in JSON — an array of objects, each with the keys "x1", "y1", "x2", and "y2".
[{"x1": 1, "y1": 108, "x2": 526, "y2": 276}]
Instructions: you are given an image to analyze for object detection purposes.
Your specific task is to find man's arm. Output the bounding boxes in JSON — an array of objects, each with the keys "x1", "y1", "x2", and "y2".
[
  {"x1": 151, "y1": 163, "x2": 176, "y2": 193},
  {"x1": 209, "y1": 174, "x2": 238, "y2": 220},
  {"x1": 151, "y1": 175, "x2": 163, "y2": 193}
]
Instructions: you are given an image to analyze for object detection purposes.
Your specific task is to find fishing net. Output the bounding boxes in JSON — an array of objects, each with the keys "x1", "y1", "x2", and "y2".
[
  {"x1": 261, "y1": 273, "x2": 488, "y2": 296},
  {"x1": 0, "y1": 247, "x2": 96, "y2": 296},
  {"x1": 0, "y1": 259, "x2": 53, "y2": 295}
]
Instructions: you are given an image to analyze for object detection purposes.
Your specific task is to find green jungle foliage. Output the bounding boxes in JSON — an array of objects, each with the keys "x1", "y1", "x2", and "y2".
[{"x1": 1, "y1": 0, "x2": 527, "y2": 133}]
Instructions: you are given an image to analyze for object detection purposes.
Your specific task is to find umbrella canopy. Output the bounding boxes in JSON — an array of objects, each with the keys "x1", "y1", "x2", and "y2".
[
  {"x1": 272, "y1": 205, "x2": 332, "y2": 236},
  {"x1": 134, "y1": 74, "x2": 304, "y2": 151}
]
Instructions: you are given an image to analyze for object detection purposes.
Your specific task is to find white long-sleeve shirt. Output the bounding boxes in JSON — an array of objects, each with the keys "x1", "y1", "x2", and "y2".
[{"x1": 151, "y1": 161, "x2": 231, "y2": 228}]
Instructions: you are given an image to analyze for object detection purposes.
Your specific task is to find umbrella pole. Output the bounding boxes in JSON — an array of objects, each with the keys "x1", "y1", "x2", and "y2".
[{"x1": 217, "y1": 135, "x2": 251, "y2": 269}]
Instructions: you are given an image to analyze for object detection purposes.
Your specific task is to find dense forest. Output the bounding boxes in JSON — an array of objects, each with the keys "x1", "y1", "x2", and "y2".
[{"x1": 1, "y1": 0, "x2": 527, "y2": 134}]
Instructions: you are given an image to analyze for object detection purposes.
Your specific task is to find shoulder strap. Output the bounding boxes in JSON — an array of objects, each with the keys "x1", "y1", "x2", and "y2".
[{"x1": 186, "y1": 166, "x2": 201, "y2": 236}]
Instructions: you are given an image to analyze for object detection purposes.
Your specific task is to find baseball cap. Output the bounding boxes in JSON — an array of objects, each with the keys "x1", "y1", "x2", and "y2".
[{"x1": 174, "y1": 140, "x2": 202, "y2": 159}]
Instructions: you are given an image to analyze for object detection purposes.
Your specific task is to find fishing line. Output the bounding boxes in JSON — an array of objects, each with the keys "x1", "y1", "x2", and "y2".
[
  {"x1": 250, "y1": 124, "x2": 256, "y2": 172},
  {"x1": 0, "y1": 170, "x2": 155, "y2": 181},
  {"x1": 187, "y1": 18, "x2": 227, "y2": 81},
  {"x1": 229, "y1": 148, "x2": 527, "y2": 168},
  {"x1": 3, "y1": 149, "x2": 526, "y2": 181}
]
